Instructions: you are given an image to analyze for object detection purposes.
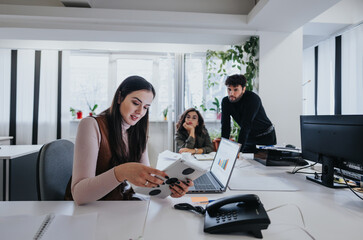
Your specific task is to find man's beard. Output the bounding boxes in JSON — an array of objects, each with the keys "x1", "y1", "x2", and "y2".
[{"x1": 228, "y1": 93, "x2": 243, "y2": 103}]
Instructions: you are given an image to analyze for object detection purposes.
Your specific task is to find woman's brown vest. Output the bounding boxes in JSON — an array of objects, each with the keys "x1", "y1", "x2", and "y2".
[{"x1": 64, "y1": 115, "x2": 136, "y2": 200}]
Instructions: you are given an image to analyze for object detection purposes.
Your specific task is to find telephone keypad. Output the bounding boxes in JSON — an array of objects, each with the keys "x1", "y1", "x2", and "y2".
[{"x1": 216, "y1": 211, "x2": 238, "y2": 223}]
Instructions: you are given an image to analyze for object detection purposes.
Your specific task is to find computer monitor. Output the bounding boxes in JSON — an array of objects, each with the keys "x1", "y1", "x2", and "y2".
[{"x1": 300, "y1": 115, "x2": 363, "y2": 188}]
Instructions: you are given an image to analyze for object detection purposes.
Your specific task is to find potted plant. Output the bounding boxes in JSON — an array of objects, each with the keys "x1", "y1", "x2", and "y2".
[
  {"x1": 76, "y1": 110, "x2": 83, "y2": 119},
  {"x1": 70, "y1": 107, "x2": 83, "y2": 119},
  {"x1": 163, "y1": 107, "x2": 168, "y2": 121},
  {"x1": 209, "y1": 97, "x2": 221, "y2": 120},
  {"x1": 209, "y1": 128, "x2": 221, "y2": 151},
  {"x1": 88, "y1": 103, "x2": 98, "y2": 116},
  {"x1": 70, "y1": 107, "x2": 77, "y2": 119}
]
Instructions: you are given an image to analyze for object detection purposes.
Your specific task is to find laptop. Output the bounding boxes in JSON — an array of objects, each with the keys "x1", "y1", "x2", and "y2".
[{"x1": 188, "y1": 138, "x2": 242, "y2": 193}]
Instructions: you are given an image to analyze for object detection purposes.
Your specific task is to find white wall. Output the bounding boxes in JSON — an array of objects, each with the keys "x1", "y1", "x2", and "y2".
[{"x1": 259, "y1": 28, "x2": 303, "y2": 147}]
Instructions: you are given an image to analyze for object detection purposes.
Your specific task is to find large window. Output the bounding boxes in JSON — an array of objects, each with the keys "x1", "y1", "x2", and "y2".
[
  {"x1": 69, "y1": 53, "x2": 175, "y2": 121},
  {"x1": 342, "y1": 24, "x2": 363, "y2": 114},
  {"x1": 115, "y1": 56, "x2": 175, "y2": 121},
  {"x1": 302, "y1": 23, "x2": 363, "y2": 115},
  {"x1": 69, "y1": 54, "x2": 109, "y2": 116},
  {"x1": 317, "y1": 38, "x2": 335, "y2": 115}
]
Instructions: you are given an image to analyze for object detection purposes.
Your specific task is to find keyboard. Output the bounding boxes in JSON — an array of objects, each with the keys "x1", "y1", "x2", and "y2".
[{"x1": 194, "y1": 174, "x2": 215, "y2": 190}]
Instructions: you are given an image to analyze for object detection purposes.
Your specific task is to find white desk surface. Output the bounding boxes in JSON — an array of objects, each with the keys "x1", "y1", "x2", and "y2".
[
  {"x1": 0, "y1": 201, "x2": 149, "y2": 240},
  {"x1": 0, "y1": 136, "x2": 13, "y2": 141},
  {"x1": 0, "y1": 145, "x2": 42, "y2": 159},
  {"x1": 0, "y1": 154, "x2": 362, "y2": 240},
  {"x1": 145, "y1": 155, "x2": 363, "y2": 240}
]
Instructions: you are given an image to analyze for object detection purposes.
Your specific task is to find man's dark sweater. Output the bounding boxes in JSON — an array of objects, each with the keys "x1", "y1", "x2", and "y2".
[{"x1": 221, "y1": 90, "x2": 273, "y2": 151}]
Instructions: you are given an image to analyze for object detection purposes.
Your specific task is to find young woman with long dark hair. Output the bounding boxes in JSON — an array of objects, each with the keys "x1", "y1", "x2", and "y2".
[
  {"x1": 175, "y1": 108, "x2": 214, "y2": 154},
  {"x1": 65, "y1": 76, "x2": 192, "y2": 205}
]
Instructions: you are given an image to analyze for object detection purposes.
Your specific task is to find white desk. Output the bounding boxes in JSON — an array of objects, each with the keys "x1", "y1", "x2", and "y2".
[
  {"x1": 143, "y1": 155, "x2": 363, "y2": 240},
  {"x1": 0, "y1": 136, "x2": 13, "y2": 145},
  {"x1": 0, "y1": 201, "x2": 149, "y2": 240},
  {"x1": 0, "y1": 155, "x2": 362, "y2": 239},
  {"x1": 0, "y1": 145, "x2": 42, "y2": 201}
]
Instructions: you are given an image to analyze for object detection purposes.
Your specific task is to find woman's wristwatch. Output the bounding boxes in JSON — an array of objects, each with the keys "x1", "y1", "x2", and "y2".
[{"x1": 194, "y1": 148, "x2": 198, "y2": 154}]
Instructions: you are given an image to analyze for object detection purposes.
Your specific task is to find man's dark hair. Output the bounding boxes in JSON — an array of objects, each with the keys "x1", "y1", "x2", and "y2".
[{"x1": 225, "y1": 74, "x2": 247, "y2": 88}]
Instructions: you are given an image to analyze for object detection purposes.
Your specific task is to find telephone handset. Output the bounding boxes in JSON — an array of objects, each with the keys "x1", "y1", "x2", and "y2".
[{"x1": 204, "y1": 194, "x2": 270, "y2": 239}]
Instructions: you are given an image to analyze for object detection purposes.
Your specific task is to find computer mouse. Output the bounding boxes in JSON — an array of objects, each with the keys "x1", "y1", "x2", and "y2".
[{"x1": 285, "y1": 144, "x2": 296, "y2": 149}]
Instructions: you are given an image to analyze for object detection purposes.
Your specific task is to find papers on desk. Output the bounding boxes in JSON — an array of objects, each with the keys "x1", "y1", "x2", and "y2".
[
  {"x1": 159, "y1": 150, "x2": 181, "y2": 161},
  {"x1": 194, "y1": 152, "x2": 216, "y2": 161},
  {"x1": 158, "y1": 150, "x2": 195, "y2": 162},
  {"x1": 0, "y1": 213, "x2": 97, "y2": 240}
]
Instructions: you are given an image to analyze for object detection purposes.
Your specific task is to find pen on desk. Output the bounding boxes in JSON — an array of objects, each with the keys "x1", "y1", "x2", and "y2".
[
  {"x1": 258, "y1": 145, "x2": 274, "y2": 149},
  {"x1": 197, "y1": 200, "x2": 215, "y2": 204}
]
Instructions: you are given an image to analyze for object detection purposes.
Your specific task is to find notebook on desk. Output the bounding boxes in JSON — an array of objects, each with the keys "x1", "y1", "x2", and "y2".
[
  {"x1": 0, "y1": 213, "x2": 97, "y2": 240},
  {"x1": 188, "y1": 138, "x2": 241, "y2": 193}
]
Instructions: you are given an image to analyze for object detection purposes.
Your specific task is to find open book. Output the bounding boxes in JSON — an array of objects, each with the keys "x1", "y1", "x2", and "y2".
[{"x1": 0, "y1": 213, "x2": 97, "y2": 240}]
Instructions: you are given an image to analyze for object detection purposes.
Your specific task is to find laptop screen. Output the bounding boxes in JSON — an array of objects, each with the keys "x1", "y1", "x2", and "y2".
[{"x1": 210, "y1": 138, "x2": 241, "y2": 187}]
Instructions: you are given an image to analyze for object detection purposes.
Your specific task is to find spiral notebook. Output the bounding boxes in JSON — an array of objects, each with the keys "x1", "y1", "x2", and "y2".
[{"x1": 0, "y1": 213, "x2": 97, "y2": 240}]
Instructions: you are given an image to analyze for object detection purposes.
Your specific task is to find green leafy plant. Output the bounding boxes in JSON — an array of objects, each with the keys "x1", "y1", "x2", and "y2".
[
  {"x1": 230, "y1": 118, "x2": 241, "y2": 142},
  {"x1": 206, "y1": 36, "x2": 259, "y2": 91},
  {"x1": 209, "y1": 97, "x2": 221, "y2": 114},
  {"x1": 70, "y1": 107, "x2": 77, "y2": 118},
  {"x1": 199, "y1": 99, "x2": 208, "y2": 112},
  {"x1": 208, "y1": 128, "x2": 221, "y2": 141},
  {"x1": 88, "y1": 103, "x2": 98, "y2": 116},
  {"x1": 163, "y1": 107, "x2": 168, "y2": 120}
]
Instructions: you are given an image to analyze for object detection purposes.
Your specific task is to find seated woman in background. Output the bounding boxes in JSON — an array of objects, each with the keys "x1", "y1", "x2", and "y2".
[
  {"x1": 65, "y1": 76, "x2": 192, "y2": 205},
  {"x1": 175, "y1": 108, "x2": 214, "y2": 154}
]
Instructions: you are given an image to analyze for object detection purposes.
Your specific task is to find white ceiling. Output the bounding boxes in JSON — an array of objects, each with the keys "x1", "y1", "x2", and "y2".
[
  {"x1": 0, "y1": 0, "x2": 361, "y2": 49},
  {"x1": 302, "y1": 0, "x2": 363, "y2": 49},
  {"x1": 66, "y1": 0, "x2": 257, "y2": 15},
  {"x1": 0, "y1": 0, "x2": 257, "y2": 14}
]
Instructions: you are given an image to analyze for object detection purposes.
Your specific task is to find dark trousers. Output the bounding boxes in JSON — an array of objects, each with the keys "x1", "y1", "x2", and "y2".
[{"x1": 243, "y1": 129, "x2": 277, "y2": 153}]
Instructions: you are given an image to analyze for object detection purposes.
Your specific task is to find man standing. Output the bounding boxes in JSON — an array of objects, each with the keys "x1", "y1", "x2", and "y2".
[{"x1": 221, "y1": 74, "x2": 276, "y2": 152}]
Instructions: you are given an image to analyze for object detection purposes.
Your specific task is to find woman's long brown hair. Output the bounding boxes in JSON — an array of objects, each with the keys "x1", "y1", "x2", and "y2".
[
  {"x1": 176, "y1": 108, "x2": 206, "y2": 136},
  {"x1": 100, "y1": 76, "x2": 155, "y2": 166}
]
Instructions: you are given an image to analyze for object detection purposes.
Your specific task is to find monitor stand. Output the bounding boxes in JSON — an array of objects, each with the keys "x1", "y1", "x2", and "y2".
[{"x1": 306, "y1": 156, "x2": 348, "y2": 188}]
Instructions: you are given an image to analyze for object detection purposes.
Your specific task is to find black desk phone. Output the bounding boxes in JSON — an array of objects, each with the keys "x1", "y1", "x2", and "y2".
[{"x1": 204, "y1": 194, "x2": 270, "y2": 239}]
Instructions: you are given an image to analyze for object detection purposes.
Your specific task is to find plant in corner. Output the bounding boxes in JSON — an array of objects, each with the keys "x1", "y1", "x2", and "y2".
[{"x1": 206, "y1": 36, "x2": 259, "y2": 91}]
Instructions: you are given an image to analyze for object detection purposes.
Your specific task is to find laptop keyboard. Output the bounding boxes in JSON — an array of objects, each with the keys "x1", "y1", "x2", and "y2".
[{"x1": 194, "y1": 174, "x2": 216, "y2": 190}]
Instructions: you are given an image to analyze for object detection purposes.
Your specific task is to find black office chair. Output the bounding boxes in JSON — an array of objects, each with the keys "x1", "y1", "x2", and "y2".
[{"x1": 36, "y1": 139, "x2": 74, "y2": 200}]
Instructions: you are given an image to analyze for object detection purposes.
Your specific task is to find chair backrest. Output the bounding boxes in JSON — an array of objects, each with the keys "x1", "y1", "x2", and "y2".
[{"x1": 36, "y1": 139, "x2": 74, "y2": 200}]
